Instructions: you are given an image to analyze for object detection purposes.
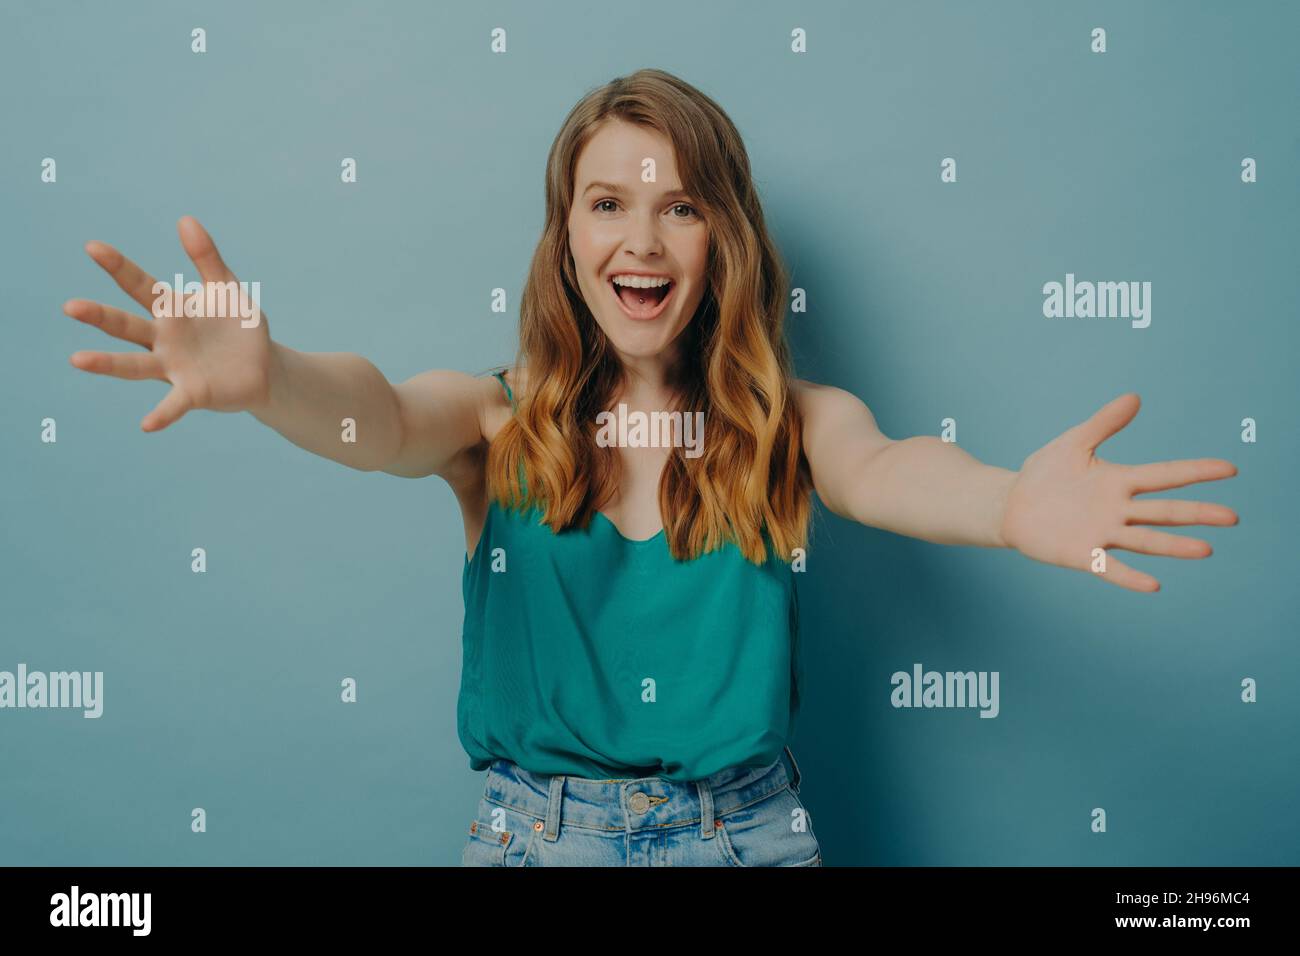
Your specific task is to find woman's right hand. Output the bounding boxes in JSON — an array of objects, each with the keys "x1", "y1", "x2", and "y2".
[{"x1": 64, "y1": 216, "x2": 274, "y2": 432}]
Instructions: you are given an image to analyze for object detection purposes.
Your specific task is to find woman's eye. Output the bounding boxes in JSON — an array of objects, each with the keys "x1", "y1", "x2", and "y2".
[{"x1": 592, "y1": 199, "x2": 699, "y2": 219}]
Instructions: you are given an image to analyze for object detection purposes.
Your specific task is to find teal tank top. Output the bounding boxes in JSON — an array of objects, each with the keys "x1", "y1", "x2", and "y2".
[{"x1": 457, "y1": 371, "x2": 804, "y2": 782}]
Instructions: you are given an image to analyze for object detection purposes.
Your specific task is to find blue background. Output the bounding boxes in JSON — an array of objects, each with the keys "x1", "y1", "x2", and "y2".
[{"x1": 2, "y1": 0, "x2": 1295, "y2": 865}]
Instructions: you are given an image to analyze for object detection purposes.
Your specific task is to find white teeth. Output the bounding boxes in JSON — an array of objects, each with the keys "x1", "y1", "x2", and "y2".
[{"x1": 611, "y1": 274, "x2": 672, "y2": 289}]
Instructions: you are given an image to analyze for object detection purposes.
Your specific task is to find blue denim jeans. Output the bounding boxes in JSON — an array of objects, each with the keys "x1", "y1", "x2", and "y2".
[{"x1": 461, "y1": 745, "x2": 822, "y2": 866}]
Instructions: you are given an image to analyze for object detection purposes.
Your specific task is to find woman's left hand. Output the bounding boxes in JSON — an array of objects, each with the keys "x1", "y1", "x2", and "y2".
[{"x1": 997, "y1": 393, "x2": 1239, "y2": 592}]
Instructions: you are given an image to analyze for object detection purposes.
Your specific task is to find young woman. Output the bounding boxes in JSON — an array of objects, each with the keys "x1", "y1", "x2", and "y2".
[{"x1": 61, "y1": 69, "x2": 1239, "y2": 867}]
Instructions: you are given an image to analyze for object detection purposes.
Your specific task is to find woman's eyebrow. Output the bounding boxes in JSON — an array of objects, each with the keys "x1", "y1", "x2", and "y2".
[{"x1": 582, "y1": 180, "x2": 692, "y2": 198}]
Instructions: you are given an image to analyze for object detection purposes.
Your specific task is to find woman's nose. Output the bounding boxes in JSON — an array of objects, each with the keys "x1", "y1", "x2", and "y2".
[{"x1": 621, "y1": 211, "x2": 664, "y2": 256}]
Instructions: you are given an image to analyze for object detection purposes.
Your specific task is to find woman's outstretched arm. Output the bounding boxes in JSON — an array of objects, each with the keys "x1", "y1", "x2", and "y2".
[
  {"x1": 793, "y1": 380, "x2": 1239, "y2": 593},
  {"x1": 794, "y1": 380, "x2": 1015, "y2": 548},
  {"x1": 64, "y1": 216, "x2": 486, "y2": 480}
]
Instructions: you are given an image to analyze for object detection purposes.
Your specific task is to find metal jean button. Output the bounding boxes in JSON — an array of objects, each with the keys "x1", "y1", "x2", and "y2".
[{"x1": 628, "y1": 791, "x2": 650, "y2": 814}]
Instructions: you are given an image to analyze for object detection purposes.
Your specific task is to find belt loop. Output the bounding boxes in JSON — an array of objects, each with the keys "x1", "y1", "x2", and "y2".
[
  {"x1": 543, "y1": 774, "x2": 565, "y2": 842},
  {"x1": 783, "y1": 744, "x2": 803, "y2": 794},
  {"x1": 696, "y1": 780, "x2": 716, "y2": 839}
]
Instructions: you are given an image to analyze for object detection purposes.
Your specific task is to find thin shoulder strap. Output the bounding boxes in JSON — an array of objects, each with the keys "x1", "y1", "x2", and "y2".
[
  {"x1": 491, "y1": 369, "x2": 527, "y2": 497},
  {"x1": 492, "y1": 369, "x2": 518, "y2": 412}
]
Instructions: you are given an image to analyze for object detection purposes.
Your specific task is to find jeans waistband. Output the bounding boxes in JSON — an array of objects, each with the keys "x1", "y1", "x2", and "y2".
[{"x1": 481, "y1": 745, "x2": 804, "y2": 844}]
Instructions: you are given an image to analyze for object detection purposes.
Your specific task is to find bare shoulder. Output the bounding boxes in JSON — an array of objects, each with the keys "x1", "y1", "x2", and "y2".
[
  {"x1": 790, "y1": 377, "x2": 890, "y2": 456},
  {"x1": 789, "y1": 378, "x2": 892, "y2": 513},
  {"x1": 791, "y1": 377, "x2": 879, "y2": 431}
]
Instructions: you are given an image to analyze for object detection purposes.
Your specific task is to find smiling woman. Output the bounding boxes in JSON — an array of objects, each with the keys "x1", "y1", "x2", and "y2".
[
  {"x1": 448, "y1": 68, "x2": 828, "y2": 866},
  {"x1": 493, "y1": 97, "x2": 810, "y2": 565}
]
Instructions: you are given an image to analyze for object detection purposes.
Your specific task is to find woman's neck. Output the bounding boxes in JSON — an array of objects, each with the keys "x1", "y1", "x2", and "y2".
[{"x1": 612, "y1": 344, "x2": 686, "y2": 411}]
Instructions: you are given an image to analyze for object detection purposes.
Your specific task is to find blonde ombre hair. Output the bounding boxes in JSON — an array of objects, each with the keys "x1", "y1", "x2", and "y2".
[{"x1": 487, "y1": 68, "x2": 811, "y2": 565}]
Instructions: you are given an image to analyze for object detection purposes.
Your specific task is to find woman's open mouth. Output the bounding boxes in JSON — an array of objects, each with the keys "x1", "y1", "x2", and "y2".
[{"x1": 609, "y1": 275, "x2": 675, "y2": 321}]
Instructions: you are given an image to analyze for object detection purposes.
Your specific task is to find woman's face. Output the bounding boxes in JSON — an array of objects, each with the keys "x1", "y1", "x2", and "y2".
[{"x1": 568, "y1": 118, "x2": 709, "y2": 367}]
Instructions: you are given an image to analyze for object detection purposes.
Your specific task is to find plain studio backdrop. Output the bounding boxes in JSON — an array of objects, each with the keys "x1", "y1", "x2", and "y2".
[{"x1": 1, "y1": 0, "x2": 1295, "y2": 865}]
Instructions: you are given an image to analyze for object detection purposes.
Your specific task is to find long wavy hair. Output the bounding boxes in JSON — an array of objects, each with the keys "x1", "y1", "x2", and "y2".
[{"x1": 487, "y1": 68, "x2": 811, "y2": 565}]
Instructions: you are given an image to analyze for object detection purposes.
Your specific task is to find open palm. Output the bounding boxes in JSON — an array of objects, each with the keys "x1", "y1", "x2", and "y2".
[
  {"x1": 998, "y1": 393, "x2": 1239, "y2": 592},
  {"x1": 64, "y1": 216, "x2": 272, "y2": 431}
]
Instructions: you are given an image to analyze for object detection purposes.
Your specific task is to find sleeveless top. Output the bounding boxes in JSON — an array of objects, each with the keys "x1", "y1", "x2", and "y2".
[{"x1": 456, "y1": 370, "x2": 803, "y2": 782}]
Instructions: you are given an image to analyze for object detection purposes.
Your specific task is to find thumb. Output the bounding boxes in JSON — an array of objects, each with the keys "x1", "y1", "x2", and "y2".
[
  {"x1": 1069, "y1": 392, "x2": 1140, "y2": 453},
  {"x1": 142, "y1": 386, "x2": 192, "y2": 432}
]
